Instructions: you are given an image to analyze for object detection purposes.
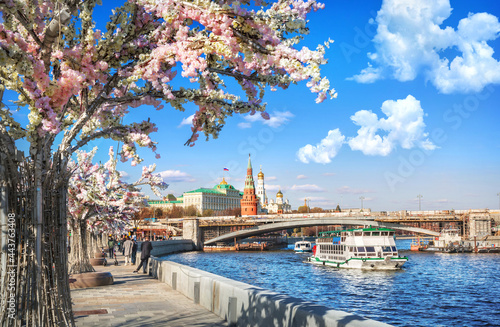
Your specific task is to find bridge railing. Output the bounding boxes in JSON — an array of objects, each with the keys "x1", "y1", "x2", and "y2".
[{"x1": 169, "y1": 212, "x2": 374, "y2": 223}]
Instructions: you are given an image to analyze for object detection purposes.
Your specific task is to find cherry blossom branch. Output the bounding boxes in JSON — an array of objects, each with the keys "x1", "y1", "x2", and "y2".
[{"x1": 70, "y1": 126, "x2": 130, "y2": 154}]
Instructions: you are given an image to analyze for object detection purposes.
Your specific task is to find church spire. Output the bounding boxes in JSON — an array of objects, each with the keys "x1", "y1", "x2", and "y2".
[{"x1": 244, "y1": 154, "x2": 255, "y2": 189}]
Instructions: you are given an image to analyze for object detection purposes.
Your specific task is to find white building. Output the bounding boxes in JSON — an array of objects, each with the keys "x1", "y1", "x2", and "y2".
[
  {"x1": 267, "y1": 189, "x2": 292, "y2": 214},
  {"x1": 149, "y1": 178, "x2": 242, "y2": 215},
  {"x1": 256, "y1": 167, "x2": 267, "y2": 211}
]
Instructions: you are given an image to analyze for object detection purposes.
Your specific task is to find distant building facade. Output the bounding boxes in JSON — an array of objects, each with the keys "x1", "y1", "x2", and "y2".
[
  {"x1": 256, "y1": 167, "x2": 267, "y2": 208},
  {"x1": 148, "y1": 178, "x2": 242, "y2": 215},
  {"x1": 149, "y1": 156, "x2": 293, "y2": 216},
  {"x1": 267, "y1": 189, "x2": 292, "y2": 214}
]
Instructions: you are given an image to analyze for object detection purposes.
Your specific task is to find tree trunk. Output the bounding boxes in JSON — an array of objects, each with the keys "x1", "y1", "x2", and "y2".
[
  {"x1": 68, "y1": 219, "x2": 95, "y2": 275},
  {"x1": 0, "y1": 149, "x2": 75, "y2": 326}
]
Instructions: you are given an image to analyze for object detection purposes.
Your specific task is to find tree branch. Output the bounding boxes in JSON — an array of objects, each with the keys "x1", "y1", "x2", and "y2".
[{"x1": 70, "y1": 126, "x2": 130, "y2": 154}]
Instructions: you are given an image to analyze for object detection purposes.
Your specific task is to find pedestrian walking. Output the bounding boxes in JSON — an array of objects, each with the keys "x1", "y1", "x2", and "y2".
[
  {"x1": 131, "y1": 239, "x2": 138, "y2": 265},
  {"x1": 123, "y1": 236, "x2": 133, "y2": 266},
  {"x1": 121, "y1": 235, "x2": 126, "y2": 255},
  {"x1": 107, "y1": 237, "x2": 115, "y2": 258},
  {"x1": 133, "y1": 237, "x2": 153, "y2": 274}
]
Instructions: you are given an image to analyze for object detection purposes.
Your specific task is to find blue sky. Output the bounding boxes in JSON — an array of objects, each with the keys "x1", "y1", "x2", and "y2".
[
  {"x1": 107, "y1": 0, "x2": 500, "y2": 211},
  {"x1": 7, "y1": 0, "x2": 500, "y2": 211}
]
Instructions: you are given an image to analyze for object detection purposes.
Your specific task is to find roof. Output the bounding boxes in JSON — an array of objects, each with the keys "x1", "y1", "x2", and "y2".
[
  {"x1": 185, "y1": 188, "x2": 224, "y2": 195},
  {"x1": 319, "y1": 227, "x2": 395, "y2": 236},
  {"x1": 215, "y1": 183, "x2": 236, "y2": 190},
  {"x1": 148, "y1": 200, "x2": 183, "y2": 205},
  {"x1": 165, "y1": 194, "x2": 177, "y2": 201}
]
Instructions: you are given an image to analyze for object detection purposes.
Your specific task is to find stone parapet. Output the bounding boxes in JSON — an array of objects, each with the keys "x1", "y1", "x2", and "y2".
[
  {"x1": 149, "y1": 258, "x2": 392, "y2": 327},
  {"x1": 136, "y1": 240, "x2": 194, "y2": 263}
]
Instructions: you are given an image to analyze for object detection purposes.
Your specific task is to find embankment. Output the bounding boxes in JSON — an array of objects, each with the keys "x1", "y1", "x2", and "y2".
[{"x1": 143, "y1": 242, "x2": 391, "y2": 327}]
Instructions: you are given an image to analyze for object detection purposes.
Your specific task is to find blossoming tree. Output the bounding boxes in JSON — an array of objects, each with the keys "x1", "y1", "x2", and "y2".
[
  {"x1": 0, "y1": 0, "x2": 335, "y2": 325},
  {"x1": 67, "y1": 147, "x2": 166, "y2": 275}
]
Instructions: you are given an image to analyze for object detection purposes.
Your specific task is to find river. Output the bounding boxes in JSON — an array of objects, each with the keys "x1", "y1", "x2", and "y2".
[{"x1": 160, "y1": 240, "x2": 500, "y2": 327}]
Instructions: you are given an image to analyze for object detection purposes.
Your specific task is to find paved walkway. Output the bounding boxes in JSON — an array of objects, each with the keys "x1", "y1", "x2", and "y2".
[{"x1": 71, "y1": 254, "x2": 227, "y2": 327}]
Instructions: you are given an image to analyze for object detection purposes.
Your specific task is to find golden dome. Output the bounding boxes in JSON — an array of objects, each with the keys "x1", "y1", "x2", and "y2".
[
  {"x1": 276, "y1": 189, "x2": 283, "y2": 198},
  {"x1": 220, "y1": 177, "x2": 228, "y2": 185},
  {"x1": 258, "y1": 169, "x2": 264, "y2": 179}
]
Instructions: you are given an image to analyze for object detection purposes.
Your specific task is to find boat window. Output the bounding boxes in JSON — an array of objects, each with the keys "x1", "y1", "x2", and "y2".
[
  {"x1": 354, "y1": 232, "x2": 362, "y2": 236},
  {"x1": 349, "y1": 247, "x2": 356, "y2": 252},
  {"x1": 365, "y1": 246, "x2": 375, "y2": 252},
  {"x1": 389, "y1": 232, "x2": 394, "y2": 236},
  {"x1": 382, "y1": 246, "x2": 391, "y2": 252},
  {"x1": 371, "y1": 232, "x2": 379, "y2": 236},
  {"x1": 391, "y1": 246, "x2": 397, "y2": 252},
  {"x1": 357, "y1": 247, "x2": 365, "y2": 252}
]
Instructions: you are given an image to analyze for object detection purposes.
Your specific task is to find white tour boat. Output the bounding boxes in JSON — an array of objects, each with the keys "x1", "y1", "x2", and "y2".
[
  {"x1": 294, "y1": 240, "x2": 312, "y2": 253},
  {"x1": 308, "y1": 228, "x2": 408, "y2": 270}
]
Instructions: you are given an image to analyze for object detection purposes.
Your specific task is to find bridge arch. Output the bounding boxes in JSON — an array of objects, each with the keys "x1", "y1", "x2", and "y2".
[{"x1": 203, "y1": 218, "x2": 439, "y2": 245}]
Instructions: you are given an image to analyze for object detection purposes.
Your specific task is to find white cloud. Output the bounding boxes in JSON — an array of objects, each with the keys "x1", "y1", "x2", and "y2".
[
  {"x1": 119, "y1": 171, "x2": 130, "y2": 180},
  {"x1": 350, "y1": 0, "x2": 500, "y2": 93},
  {"x1": 296, "y1": 174, "x2": 307, "y2": 180},
  {"x1": 265, "y1": 184, "x2": 282, "y2": 192},
  {"x1": 301, "y1": 196, "x2": 338, "y2": 207},
  {"x1": 290, "y1": 184, "x2": 326, "y2": 193},
  {"x1": 237, "y1": 122, "x2": 252, "y2": 129},
  {"x1": 336, "y1": 186, "x2": 373, "y2": 195},
  {"x1": 348, "y1": 95, "x2": 436, "y2": 156},
  {"x1": 297, "y1": 129, "x2": 345, "y2": 164},
  {"x1": 178, "y1": 114, "x2": 194, "y2": 127},
  {"x1": 265, "y1": 176, "x2": 277, "y2": 181},
  {"x1": 305, "y1": 196, "x2": 330, "y2": 202},
  {"x1": 239, "y1": 111, "x2": 294, "y2": 129},
  {"x1": 158, "y1": 170, "x2": 195, "y2": 183}
]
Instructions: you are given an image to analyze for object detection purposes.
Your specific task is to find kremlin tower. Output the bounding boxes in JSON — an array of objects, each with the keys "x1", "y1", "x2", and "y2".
[
  {"x1": 256, "y1": 166, "x2": 267, "y2": 208},
  {"x1": 241, "y1": 154, "x2": 259, "y2": 216}
]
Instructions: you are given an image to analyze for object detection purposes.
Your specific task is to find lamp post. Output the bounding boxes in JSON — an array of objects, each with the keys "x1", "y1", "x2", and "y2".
[
  {"x1": 417, "y1": 194, "x2": 423, "y2": 211},
  {"x1": 497, "y1": 192, "x2": 500, "y2": 210},
  {"x1": 359, "y1": 196, "x2": 365, "y2": 211}
]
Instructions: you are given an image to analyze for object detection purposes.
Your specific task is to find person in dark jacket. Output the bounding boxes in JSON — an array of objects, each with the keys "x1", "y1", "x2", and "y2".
[
  {"x1": 131, "y1": 239, "x2": 138, "y2": 265},
  {"x1": 133, "y1": 237, "x2": 153, "y2": 273}
]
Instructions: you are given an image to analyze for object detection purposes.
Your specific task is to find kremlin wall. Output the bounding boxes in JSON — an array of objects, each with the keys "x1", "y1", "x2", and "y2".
[{"x1": 148, "y1": 155, "x2": 292, "y2": 216}]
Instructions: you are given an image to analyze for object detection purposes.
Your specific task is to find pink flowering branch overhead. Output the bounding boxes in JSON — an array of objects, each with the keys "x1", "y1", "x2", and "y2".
[
  {"x1": 67, "y1": 146, "x2": 168, "y2": 235},
  {"x1": 0, "y1": 0, "x2": 336, "y2": 158}
]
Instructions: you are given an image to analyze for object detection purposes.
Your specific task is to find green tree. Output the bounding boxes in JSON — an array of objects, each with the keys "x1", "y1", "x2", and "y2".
[{"x1": 184, "y1": 205, "x2": 198, "y2": 217}]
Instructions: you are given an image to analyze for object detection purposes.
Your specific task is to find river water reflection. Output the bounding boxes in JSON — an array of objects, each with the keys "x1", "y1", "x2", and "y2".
[{"x1": 161, "y1": 240, "x2": 500, "y2": 327}]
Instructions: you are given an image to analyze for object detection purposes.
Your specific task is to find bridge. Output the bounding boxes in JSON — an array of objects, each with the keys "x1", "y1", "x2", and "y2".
[{"x1": 204, "y1": 217, "x2": 440, "y2": 245}]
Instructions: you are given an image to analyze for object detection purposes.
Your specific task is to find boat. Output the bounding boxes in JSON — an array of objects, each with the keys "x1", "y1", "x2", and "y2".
[
  {"x1": 294, "y1": 240, "x2": 312, "y2": 253},
  {"x1": 476, "y1": 245, "x2": 500, "y2": 253},
  {"x1": 423, "y1": 229, "x2": 473, "y2": 253},
  {"x1": 410, "y1": 236, "x2": 434, "y2": 251},
  {"x1": 308, "y1": 228, "x2": 408, "y2": 270}
]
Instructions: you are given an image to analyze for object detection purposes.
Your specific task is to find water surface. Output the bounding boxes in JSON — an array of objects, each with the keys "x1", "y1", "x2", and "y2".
[{"x1": 162, "y1": 240, "x2": 500, "y2": 326}]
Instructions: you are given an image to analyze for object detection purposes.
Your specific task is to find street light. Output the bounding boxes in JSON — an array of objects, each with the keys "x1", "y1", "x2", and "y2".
[
  {"x1": 497, "y1": 192, "x2": 500, "y2": 210},
  {"x1": 359, "y1": 196, "x2": 365, "y2": 210},
  {"x1": 417, "y1": 194, "x2": 423, "y2": 211}
]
